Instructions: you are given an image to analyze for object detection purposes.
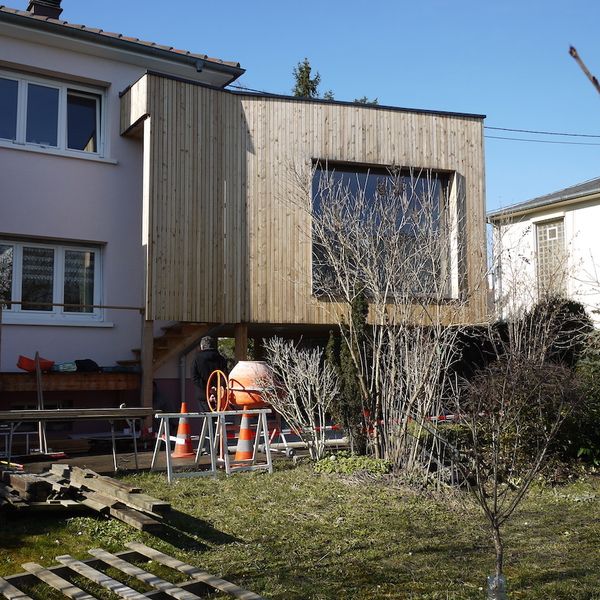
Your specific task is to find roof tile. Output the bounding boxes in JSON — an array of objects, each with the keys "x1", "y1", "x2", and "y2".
[{"x1": 0, "y1": 5, "x2": 241, "y2": 69}]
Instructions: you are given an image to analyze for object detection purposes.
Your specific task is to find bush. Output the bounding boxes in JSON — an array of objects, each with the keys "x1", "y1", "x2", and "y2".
[
  {"x1": 557, "y1": 331, "x2": 600, "y2": 464},
  {"x1": 314, "y1": 452, "x2": 392, "y2": 476}
]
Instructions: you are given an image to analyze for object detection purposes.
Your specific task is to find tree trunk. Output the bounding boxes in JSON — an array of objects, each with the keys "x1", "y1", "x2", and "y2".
[{"x1": 492, "y1": 524, "x2": 503, "y2": 579}]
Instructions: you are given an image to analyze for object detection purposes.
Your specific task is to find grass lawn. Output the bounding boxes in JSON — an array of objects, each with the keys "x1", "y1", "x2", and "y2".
[{"x1": 0, "y1": 464, "x2": 599, "y2": 599}]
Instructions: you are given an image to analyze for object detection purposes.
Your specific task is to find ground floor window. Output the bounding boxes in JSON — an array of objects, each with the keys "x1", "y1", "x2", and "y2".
[{"x1": 0, "y1": 239, "x2": 101, "y2": 323}]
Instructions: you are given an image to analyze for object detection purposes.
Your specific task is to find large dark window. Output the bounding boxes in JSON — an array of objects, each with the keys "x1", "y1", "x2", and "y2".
[{"x1": 311, "y1": 162, "x2": 451, "y2": 297}]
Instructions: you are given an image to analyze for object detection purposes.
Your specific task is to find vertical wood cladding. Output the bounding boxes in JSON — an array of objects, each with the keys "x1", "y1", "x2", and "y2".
[{"x1": 121, "y1": 74, "x2": 487, "y2": 325}]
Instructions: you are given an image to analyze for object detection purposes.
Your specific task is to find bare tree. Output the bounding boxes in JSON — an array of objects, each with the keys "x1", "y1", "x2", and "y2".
[
  {"x1": 439, "y1": 297, "x2": 589, "y2": 597},
  {"x1": 261, "y1": 337, "x2": 339, "y2": 460},
  {"x1": 302, "y1": 163, "x2": 487, "y2": 474}
]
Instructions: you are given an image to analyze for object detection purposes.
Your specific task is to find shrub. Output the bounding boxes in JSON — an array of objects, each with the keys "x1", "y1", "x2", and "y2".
[
  {"x1": 314, "y1": 452, "x2": 392, "y2": 476},
  {"x1": 561, "y1": 331, "x2": 600, "y2": 464}
]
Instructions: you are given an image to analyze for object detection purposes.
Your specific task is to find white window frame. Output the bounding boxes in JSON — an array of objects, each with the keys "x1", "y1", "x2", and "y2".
[
  {"x1": 535, "y1": 217, "x2": 566, "y2": 299},
  {"x1": 0, "y1": 239, "x2": 104, "y2": 325},
  {"x1": 0, "y1": 69, "x2": 105, "y2": 158}
]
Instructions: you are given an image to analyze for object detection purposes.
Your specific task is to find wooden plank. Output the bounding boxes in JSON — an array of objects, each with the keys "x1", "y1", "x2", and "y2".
[
  {"x1": 49, "y1": 463, "x2": 71, "y2": 478},
  {"x1": 69, "y1": 470, "x2": 170, "y2": 515},
  {"x1": 0, "y1": 408, "x2": 154, "y2": 422},
  {"x1": 1, "y1": 473, "x2": 51, "y2": 501},
  {"x1": 0, "y1": 485, "x2": 26, "y2": 506},
  {"x1": 0, "y1": 372, "x2": 140, "y2": 393},
  {"x1": 88, "y1": 549, "x2": 201, "y2": 600},
  {"x1": 70, "y1": 467, "x2": 142, "y2": 493},
  {"x1": 140, "y1": 318, "x2": 154, "y2": 410},
  {"x1": 109, "y1": 507, "x2": 162, "y2": 532},
  {"x1": 21, "y1": 562, "x2": 95, "y2": 599},
  {"x1": 125, "y1": 542, "x2": 264, "y2": 600},
  {"x1": 0, "y1": 577, "x2": 32, "y2": 600},
  {"x1": 79, "y1": 491, "x2": 122, "y2": 513},
  {"x1": 21, "y1": 500, "x2": 86, "y2": 512},
  {"x1": 56, "y1": 555, "x2": 148, "y2": 600}
]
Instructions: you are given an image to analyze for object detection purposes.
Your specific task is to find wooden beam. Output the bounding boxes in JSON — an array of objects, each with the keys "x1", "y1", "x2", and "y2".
[
  {"x1": 88, "y1": 549, "x2": 201, "y2": 599},
  {"x1": 0, "y1": 577, "x2": 32, "y2": 600},
  {"x1": 152, "y1": 323, "x2": 211, "y2": 372},
  {"x1": 21, "y1": 563, "x2": 95, "y2": 600},
  {"x1": 0, "y1": 372, "x2": 140, "y2": 392},
  {"x1": 234, "y1": 324, "x2": 248, "y2": 361},
  {"x1": 140, "y1": 318, "x2": 154, "y2": 411},
  {"x1": 55, "y1": 556, "x2": 148, "y2": 600},
  {"x1": 125, "y1": 542, "x2": 264, "y2": 600}
]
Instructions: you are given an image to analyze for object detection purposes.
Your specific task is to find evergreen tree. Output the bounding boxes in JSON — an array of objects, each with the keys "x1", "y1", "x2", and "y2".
[
  {"x1": 354, "y1": 96, "x2": 379, "y2": 105},
  {"x1": 326, "y1": 292, "x2": 371, "y2": 454},
  {"x1": 292, "y1": 58, "x2": 321, "y2": 98}
]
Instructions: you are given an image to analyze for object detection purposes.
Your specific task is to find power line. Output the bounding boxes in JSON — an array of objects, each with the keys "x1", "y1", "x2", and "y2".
[
  {"x1": 485, "y1": 135, "x2": 600, "y2": 146},
  {"x1": 485, "y1": 126, "x2": 600, "y2": 138}
]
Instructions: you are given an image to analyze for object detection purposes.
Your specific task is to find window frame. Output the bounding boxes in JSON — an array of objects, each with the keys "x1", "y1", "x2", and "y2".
[
  {"x1": 0, "y1": 239, "x2": 103, "y2": 324},
  {"x1": 535, "y1": 217, "x2": 566, "y2": 299},
  {"x1": 310, "y1": 160, "x2": 460, "y2": 301},
  {"x1": 0, "y1": 69, "x2": 105, "y2": 157}
]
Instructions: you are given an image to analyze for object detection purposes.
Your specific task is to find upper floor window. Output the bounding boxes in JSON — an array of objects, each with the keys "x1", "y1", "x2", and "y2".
[
  {"x1": 0, "y1": 71, "x2": 102, "y2": 155},
  {"x1": 0, "y1": 239, "x2": 102, "y2": 324},
  {"x1": 536, "y1": 218, "x2": 566, "y2": 298}
]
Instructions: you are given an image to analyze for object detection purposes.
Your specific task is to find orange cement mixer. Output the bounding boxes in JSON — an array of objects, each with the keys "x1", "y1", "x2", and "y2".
[
  {"x1": 205, "y1": 361, "x2": 274, "y2": 412},
  {"x1": 206, "y1": 361, "x2": 275, "y2": 462}
]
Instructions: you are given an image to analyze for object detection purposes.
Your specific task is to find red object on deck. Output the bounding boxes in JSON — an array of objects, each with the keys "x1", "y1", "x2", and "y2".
[{"x1": 17, "y1": 355, "x2": 55, "y2": 372}]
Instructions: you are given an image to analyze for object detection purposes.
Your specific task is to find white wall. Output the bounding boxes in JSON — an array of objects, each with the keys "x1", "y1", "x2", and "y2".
[{"x1": 493, "y1": 198, "x2": 600, "y2": 324}]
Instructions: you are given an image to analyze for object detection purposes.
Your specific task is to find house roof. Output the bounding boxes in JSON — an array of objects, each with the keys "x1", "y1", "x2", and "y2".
[
  {"x1": 488, "y1": 176, "x2": 600, "y2": 221},
  {"x1": 0, "y1": 4, "x2": 244, "y2": 84}
]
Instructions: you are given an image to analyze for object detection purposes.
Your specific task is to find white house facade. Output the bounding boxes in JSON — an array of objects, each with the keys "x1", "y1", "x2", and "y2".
[{"x1": 488, "y1": 176, "x2": 600, "y2": 324}]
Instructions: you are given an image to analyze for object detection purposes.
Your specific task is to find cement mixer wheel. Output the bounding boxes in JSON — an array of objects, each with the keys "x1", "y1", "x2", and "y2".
[{"x1": 206, "y1": 370, "x2": 230, "y2": 412}]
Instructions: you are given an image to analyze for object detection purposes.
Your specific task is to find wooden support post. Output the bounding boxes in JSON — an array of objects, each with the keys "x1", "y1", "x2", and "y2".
[
  {"x1": 140, "y1": 318, "x2": 154, "y2": 414},
  {"x1": 234, "y1": 323, "x2": 248, "y2": 361}
]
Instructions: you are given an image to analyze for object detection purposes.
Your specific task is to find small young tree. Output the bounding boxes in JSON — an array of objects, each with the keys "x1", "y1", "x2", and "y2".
[
  {"x1": 292, "y1": 58, "x2": 321, "y2": 98},
  {"x1": 440, "y1": 298, "x2": 589, "y2": 597},
  {"x1": 454, "y1": 356, "x2": 581, "y2": 596},
  {"x1": 262, "y1": 337, "x2": 339, "y2": 460}
]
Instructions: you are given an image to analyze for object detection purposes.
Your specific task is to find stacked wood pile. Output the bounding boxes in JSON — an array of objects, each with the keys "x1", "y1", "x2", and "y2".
[{"x1": 0, "y1": 464, "x2": 170, "y2": 532}]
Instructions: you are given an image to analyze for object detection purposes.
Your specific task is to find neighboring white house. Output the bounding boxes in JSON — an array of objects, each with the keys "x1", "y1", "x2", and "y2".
[{"x1": 488, "y1": 176, "x2": 600, "y2": 324}]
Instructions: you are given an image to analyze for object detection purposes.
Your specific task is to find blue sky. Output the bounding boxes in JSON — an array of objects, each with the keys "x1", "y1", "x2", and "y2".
[{"x1": 22, "y1": 0, "x2": 600, "y2": 212}]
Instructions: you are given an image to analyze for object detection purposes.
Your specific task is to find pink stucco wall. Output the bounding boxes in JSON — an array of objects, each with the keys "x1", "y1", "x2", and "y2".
[{"x1": 0, "y1": 33, "x2": 146, "y2": 370}]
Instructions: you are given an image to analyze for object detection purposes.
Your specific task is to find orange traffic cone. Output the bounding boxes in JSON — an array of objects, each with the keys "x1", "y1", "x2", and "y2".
[
  {"x1": 234, "y1": 412, "x2": 255, "y2": 461},
  {"x1": 171, "y1": 401, "x2": 194, "y2": 458}
]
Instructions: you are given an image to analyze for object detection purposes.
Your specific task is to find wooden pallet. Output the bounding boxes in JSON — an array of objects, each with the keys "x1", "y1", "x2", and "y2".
[{"x1": 0, "y1": 542, "x2": 264, "y2": 599}]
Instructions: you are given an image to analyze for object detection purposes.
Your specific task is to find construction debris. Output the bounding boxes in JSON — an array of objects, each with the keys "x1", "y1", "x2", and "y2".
[{"x1": 0, "y1": 464, "x2": 170, "y2": 532}]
